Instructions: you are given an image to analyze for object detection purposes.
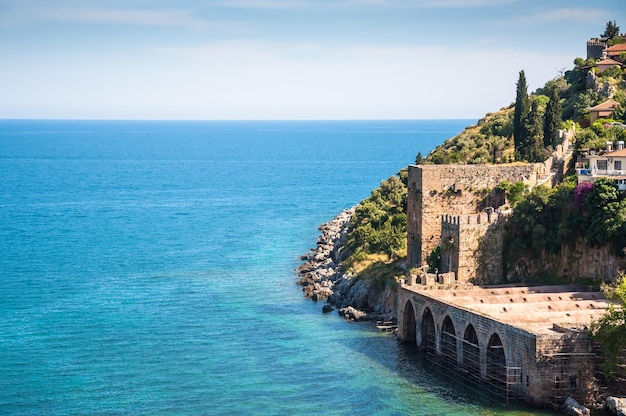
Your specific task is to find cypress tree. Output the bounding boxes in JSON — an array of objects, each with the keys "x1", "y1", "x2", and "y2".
[
  {"x1": 525, "y1": 100, "x2": 549, "y2": 162},
  {"x1": 543, "y1": 87, "x2": 562, "y2": 148},
  {"x1": 513, "y1": 70, "x2": 530, "y2": 158}
]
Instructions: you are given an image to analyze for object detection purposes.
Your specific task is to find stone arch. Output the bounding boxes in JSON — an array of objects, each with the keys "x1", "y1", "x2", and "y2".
[
  {"x1": 420, "y1": 307, "x2": 436, "y2": 354},
  {"x1": 401, "y1": 299, "x2": 417, "y2": 344},
  {"x1": 440, "y1": 315, "x2": 457, "y2": 365},
  {"x1": 462, "y1": 324, "x2": 480, "y2": 375},
  {"x1": 486, "y1": 332, "x2": 507, "y2": 388}
]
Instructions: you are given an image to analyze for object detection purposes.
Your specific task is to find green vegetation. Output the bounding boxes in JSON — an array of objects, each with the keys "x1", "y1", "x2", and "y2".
[
  {"x1": 543, "y1": 87, "x2": 562, "y2": 149},
  {"x1": 575, "y1": 118, "x2": 626, "y2": 152},
  {"x1": 342, "y1": 168, "x2": 408, "y2": 275},
  {"x1": 426, "y1": 246, "x2": 441, "y2": 273},
  {"x1": 425, "y1": 109, "x2": 514, "y2": 164},
  {"x1": 422, "y1": 22, "x2": 626, "y2": 166},
  {"x1": 343, "y1": 23, "x2": 626, "y2": 371},
  {"x1": 603, "y1": 20, "x2": 621, "y2": 42},
  {"x1": 514, "y1": 70, "x2": 531, "y2": 158},
  {"x1": 503, "y1": 178, "x2": 626, "y2": 279},
  {"x1": 495, "y1": 180, "x2": 527, "y2": 207},
  {"x1": 591, "y1": 274, "x2": 626, "y2": 378}
]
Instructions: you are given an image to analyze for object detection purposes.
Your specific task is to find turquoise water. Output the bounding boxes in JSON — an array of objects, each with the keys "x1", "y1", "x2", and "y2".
[{"x1": 0, "y1": 120, "x2": 557, "y2": 415}]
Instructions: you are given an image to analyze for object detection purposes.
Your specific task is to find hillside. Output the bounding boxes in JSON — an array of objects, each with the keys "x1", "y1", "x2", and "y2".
[{"x1": 298, "y1": 24, "x2": 626, "y2": 319}]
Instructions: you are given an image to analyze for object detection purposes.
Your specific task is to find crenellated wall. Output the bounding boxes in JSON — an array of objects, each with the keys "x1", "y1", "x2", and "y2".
[{"x1": 407, "y1": 163, "x2": 544, "y2": 280}]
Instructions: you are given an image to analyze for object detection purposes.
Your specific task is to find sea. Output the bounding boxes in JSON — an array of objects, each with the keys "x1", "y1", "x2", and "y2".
[{"x1": 0, "y1": 120, "x2": 559, "y2": 415}]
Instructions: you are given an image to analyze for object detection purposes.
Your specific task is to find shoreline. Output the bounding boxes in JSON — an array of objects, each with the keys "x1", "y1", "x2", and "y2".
[{"x1": 296, "y1": 207, "x2": 396, "y2": 322}]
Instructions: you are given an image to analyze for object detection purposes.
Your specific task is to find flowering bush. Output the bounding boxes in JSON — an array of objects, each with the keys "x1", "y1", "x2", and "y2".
[{"x1": 573, "y1": 182, "x2": 593, "y2": 208}]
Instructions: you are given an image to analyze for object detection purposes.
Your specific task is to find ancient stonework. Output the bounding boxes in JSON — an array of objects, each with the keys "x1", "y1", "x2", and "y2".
[
  {"x1": 406, "y1": 163, "x2": 544, "y2": 282},
  {"x1": 407, "y1": 133, "x2": 573, "y2": 284},
  {"x1": 397, "y1": 284, "x2": 613, "y2": 409}
]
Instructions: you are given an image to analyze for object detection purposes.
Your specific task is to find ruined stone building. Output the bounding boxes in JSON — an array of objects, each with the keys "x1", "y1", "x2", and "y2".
[
  {"x1": 398, "y1": 135, "x2": 615, "y2": 409},
  {"x1": 406, "y1": 163, "x2": 543, "y2": 282},
  {"x1": 406, "y1": 133, "x2": 572, "y2": 282},
  {"x1": 397, "y1": 283, "x2": 613, "y2": 407}
]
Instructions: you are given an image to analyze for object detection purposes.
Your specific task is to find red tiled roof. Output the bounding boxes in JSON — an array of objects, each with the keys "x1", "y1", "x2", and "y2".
[
  {"x1": 597, "y1": 58, "x2": 622, "y2": 66},
  {"x1": 607, "y1": 148, "x2": 626, "y2": 157},
  {"x1": 589, "y1": 99, "x2": 620, "y2": 111},
  {"x1": 605, "y1": 43, "x2": 626, "y2": 53}
]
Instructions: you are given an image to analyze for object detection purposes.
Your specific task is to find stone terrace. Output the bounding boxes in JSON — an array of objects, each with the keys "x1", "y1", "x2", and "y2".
[{"x1": 404, "y1": 284, "x2": 615, "y2": 335}]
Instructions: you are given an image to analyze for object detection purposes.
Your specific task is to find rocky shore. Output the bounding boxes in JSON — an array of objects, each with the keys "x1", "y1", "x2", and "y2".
[{"x1": 296, "y1": 207, "x2": 397, "y2": 322}]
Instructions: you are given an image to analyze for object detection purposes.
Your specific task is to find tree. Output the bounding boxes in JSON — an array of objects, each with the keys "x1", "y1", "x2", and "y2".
[
  {"x1": 514, "y1": 70, "x2": 530, "y2": 159},
  {"x1": 581, "y1": 178, "x2": 626, "y2": 255},
  {"x1": 574, "y1": 90, "x2": 598, "y2": 123},
  {"x1": 543, "y1": 87, "x2": 562, "y2": 148},
  {"x1": 516, "y1": 99, "x2": 549, "y2": 162},
  {"x1": 591, "y1": 274, "x2": 626, "y2": 379},
  {"x1": 602, "y1": 20, "x2": 620, "y2": 40},
  {"x1": 426, "y1": 246, "x2": 441, "y2": 273},
  {"x1": 415, "y1": 152, "x2": 424, "y2": 165}
]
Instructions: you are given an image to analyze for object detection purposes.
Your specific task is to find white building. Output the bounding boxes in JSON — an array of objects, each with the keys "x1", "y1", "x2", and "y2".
[{"x1": 577, "y1": 141, "x2": 626, "y2": 191}]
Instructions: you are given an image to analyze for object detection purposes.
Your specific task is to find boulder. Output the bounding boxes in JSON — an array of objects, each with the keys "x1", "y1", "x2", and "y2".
[
  {"x1": 339, "y1": 306, "x2": 367, "y2": 321},
  {"x1": 607, "y1": 397, "x2": 626, "y2": 416},
  {"x1": 322, "y1": 304, "x2": 334, "y2": 313},
  {"x1": 564, "y1": 397, "x2": 590, "y2": 416}
]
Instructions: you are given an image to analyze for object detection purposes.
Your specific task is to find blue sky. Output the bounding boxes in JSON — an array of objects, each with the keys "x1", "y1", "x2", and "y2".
[{"x1": 1, "y1": 0, "x2": 625, "y2": 120}]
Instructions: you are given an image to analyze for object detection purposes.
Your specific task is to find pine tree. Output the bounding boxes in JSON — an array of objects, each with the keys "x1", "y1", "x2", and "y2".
[
  {"x1": 543, "y1": 87, "x2": 562, "y2": 148},
  {"x1": 415, "y1": 152, "x2": 424, "y2": 165},
  {"x1": 602, "y1": 20, "x2": 620, "y2": 40},
  {"x1": 513, "y1": 70, "x2": 530, "y2": 158}
]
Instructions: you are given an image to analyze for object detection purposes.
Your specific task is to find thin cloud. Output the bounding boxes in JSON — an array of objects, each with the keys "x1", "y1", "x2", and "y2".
[
  {"x1": 43, "y1": 8, "x2": 209, "y2": 28},
  {"x1": 218, "y1": 0, "x2": 514, "y2": 9},
  {"x1": 420, "y1": 0, "x2": 518, "y2": 7},
  {"x1": 507, "y1": 7, "x2": 608, "y2": 25},
  {"x1": 216, "y1": 0, "x2": 308, "y2": 9},
  {"x1": 1, "y1": 5, "x2": 216, "y2": 30}
]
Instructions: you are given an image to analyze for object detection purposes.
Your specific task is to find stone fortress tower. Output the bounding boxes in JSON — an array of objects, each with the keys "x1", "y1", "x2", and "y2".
[
  {"x1": 406, "y1": 133, "x2": 572, "y2": 283},
  {"x1": 407, "y1": 164, "x2": 543, "y2": 282}
]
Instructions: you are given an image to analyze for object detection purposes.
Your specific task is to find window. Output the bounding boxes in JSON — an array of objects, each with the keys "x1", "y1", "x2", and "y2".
[
  {"x1": 597, "y1": 160, "x2": 608, "y2": 171},
  {"x1": 615, "y1": 160, "x2": 622, "y2": 171}
]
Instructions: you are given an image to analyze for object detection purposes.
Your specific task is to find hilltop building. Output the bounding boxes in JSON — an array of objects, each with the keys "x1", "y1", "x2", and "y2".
[
  {"x1": 586, "y1": 37, "x2": 626, "y2": 61},
  {"x1": 588, "y1": 99, "x2": 620, "y2": 124},
  {"x1": 577, "y1": 140, "x2": 626, "y2": 191},
  {"x1": 587, "y1": 38, "x2": 607, "y2": 60}
]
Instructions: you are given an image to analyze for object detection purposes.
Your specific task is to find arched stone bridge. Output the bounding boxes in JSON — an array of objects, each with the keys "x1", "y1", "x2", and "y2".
[{"x1": 397, "y1": 280, "x2": 607, "y2": 405}]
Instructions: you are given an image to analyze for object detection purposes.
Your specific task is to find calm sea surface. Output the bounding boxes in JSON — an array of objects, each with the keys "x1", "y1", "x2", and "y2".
[{"x1": 0, "y1": 120, "x2": 557, "y2": 415}]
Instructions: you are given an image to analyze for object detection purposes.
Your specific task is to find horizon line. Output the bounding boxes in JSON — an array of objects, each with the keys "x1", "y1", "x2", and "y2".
[{"x1": 0, "y1": 117, "x2": 479, "y2": 122}]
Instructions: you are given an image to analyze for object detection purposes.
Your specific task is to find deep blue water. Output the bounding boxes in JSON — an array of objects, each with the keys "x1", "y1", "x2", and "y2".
[{"x1": 0, "y1": 120, "x2": 557, "y2": 415}]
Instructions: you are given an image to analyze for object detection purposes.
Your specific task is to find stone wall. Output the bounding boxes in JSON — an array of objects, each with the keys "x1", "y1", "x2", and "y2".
[
  {"x1": 507, "y1": 241, "x2": 626, "y2": 283},
  {"x1": 532, "y1": 331, "x2": 596, "y2": 406},
  {"x1": 440, "y1": 212, "x2": 503, "y2": 282},
  {"x1": 407, "y1": 163, "x2": 543, "y2": 276},
  {"x1": 397, "y1": 287, "x2": 598, "y2": 407},
  {"x1": 398, "y1": 287, "x2": 534, "y2": 400}
]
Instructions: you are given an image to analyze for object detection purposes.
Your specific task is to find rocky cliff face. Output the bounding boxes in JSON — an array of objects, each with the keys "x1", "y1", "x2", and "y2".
[{"x1": 296, "y1": 208, "x2": 397, "y2": 321}]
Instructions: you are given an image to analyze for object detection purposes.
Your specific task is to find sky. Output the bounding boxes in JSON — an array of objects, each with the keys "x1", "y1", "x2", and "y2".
[{"x1": 1, "y1": 0, "x2": 625, "y2": 120}]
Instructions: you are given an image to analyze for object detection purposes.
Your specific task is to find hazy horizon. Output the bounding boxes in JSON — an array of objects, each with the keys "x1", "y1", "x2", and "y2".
[{"x1": 2, "y1": 0, "x2": 625, "y2": 120}]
